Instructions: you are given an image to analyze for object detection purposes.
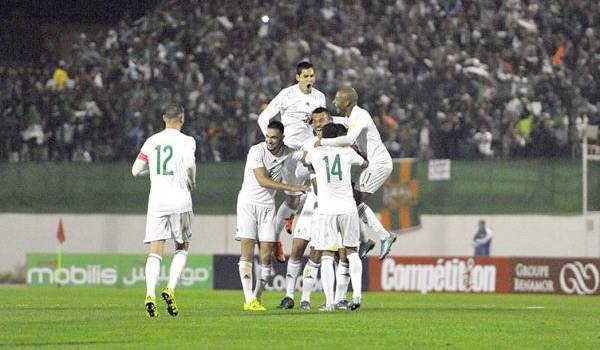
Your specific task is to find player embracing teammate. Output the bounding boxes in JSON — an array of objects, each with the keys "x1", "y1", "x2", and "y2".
[{"x1": 257, "y1": 61, "x2": 396, "y2": 310}]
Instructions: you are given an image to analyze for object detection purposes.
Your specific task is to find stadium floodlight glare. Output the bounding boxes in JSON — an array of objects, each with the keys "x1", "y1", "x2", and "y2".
[{"x1": 261, "y1": 15, "x2": 270, "y2": 24}]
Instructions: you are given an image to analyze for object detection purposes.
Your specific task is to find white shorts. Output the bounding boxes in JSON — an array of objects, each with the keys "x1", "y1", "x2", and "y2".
[
  {"x1": 292, "y1": 192, "x2": 317, "y2": 242},
  {"x1": 144, "y1": 211, "x2": 192, "y2": 244},
  {"x1": 235, "y1": 201, "x2": 276, "y2": 242},
  {"x1": 283, "y1": 162, "x2": 310, "y2": 196},
  {"x1": 354, "y1": 162, "x2": 392, "y2": 194},
  {"x1": 313, "y1": 213, "x2": 360, "y2": 251}
]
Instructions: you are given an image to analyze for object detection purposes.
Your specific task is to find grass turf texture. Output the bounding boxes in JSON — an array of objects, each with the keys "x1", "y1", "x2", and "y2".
[{"x1": 1, "y1": 288, "x2": 599, "y2": 349}]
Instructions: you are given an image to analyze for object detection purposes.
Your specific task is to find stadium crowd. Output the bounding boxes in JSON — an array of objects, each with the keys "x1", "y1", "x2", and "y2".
[{"x1": 1, "y1": 0, "x2": 599, "y2": 162}]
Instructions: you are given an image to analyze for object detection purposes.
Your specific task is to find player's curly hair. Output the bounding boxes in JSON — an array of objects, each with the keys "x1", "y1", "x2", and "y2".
[{"x1": 322, "y1": 123, "x2": 347, "y2": 139}]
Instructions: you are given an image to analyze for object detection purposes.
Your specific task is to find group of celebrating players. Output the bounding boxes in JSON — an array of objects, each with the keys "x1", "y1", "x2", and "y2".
[
  {"x1": 133, "y1": 61, "x2": 397, "y2": 317},
  {"x1": 237, "y1": 61, "x2": 397, "y2": 311}
]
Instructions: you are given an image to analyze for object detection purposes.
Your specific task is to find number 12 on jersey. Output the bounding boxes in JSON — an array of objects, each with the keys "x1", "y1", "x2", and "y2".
[
  {"x1": 154, "y1": 145, "x2": 174, "y2": 175},
  {"x1": 323, "y1": 154, "x2": 342, "y2": 182}
]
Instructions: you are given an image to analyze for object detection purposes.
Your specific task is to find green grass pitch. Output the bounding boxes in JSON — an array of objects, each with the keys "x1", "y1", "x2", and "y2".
[{"x1": 1, "y1": 287, "x2": 599, "y2": 349}]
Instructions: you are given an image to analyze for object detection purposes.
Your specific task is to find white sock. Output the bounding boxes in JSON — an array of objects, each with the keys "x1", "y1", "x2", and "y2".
[
  {"x1": 285, "y1": 259, "x2": 301, "y2": 299},
  {"x1": 348, "y1": 252, "x2": 362, "y2": 301},
  {"x1": 253, "y1": 264, "x2": 271, "y2": 301},
  {"x1": 167, "y1": 250, "x2": 188, "y2": 291},
  {"x1": 321, "y1": 256, "x2": 335, "y2": 307},
  {"x1": 238, "y1": 259, "x2": 253, "y2": 303},
  {"x1": 358, "y1": 202, "x2": 389, "y2": 241},
  {"x1": 275, "y1": 202, "x2": 296, "y2": 239},
  {"x1": 301, "y1": 260, "x2": 320, "y2": 302},
  {"x1": 335, "y1": 262, "x2": 350, "y2": 303},
  {"x1": 145, "y1": 253, "x2": 162, "y2": 298}
]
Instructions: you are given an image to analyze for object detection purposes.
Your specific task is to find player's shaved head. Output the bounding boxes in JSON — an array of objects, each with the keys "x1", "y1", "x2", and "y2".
[
  {"x1": 333, "y1": 86, "x2": 358, "y2": 116},
  {"x1": 337, "y1": 86, "x2": 358, "y2": 105}
]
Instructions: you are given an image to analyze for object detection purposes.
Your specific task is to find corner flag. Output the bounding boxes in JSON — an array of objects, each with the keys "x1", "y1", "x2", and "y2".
[{"x1": 57, "y1": 219, "x2": 66, "y2": 244}]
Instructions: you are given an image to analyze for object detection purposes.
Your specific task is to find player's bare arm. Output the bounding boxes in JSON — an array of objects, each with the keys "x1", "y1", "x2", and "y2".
[
  {"x1": 186, "y1": 164, "x2": 196, "y2": 192},
  {"x1": 253, "y1": 167, "x2": 310, "y2": 193}
]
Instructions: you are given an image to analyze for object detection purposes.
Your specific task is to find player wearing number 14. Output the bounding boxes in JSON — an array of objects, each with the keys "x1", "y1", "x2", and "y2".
[
  {"x1": 131, "y1": 103, "x2": 197, "y2": 318},
  {"x1": 304, "y1": 123, "x2": 368, "y2": 311}
]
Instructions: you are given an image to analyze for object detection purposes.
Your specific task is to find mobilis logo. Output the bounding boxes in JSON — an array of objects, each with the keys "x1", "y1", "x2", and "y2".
[
  {"x1": 559, "y1": 261, "x2": 600, "y2": 295},
  {"x1": 27, "y1": 266, "x2": 118, "y2": 285},
  {"x1": 381, "y1": 258, "x2": 497, "y2": 293}
]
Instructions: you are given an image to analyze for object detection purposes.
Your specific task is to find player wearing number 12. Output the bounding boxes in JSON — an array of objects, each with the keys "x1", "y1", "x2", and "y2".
[{"x1": 132, "y1": 103, "x2": 197, "y2": 318}]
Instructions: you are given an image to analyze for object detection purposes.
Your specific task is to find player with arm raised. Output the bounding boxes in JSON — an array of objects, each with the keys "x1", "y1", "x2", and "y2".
[
  {"x1": 315, "y1": 86, "x2": 397, "y2": 260},
  {"x1": 306, "y1": 123, "x2": 368, "y2": 311},
  {"x1": 236, "y1": 121, "x2": 310, "y2": 311},
  {"x1": 131, "y1": 103, "x2": 196, "y2": 318},
  {"x1": 257, "y1": 61, "x2": 326, "y2": 263}
]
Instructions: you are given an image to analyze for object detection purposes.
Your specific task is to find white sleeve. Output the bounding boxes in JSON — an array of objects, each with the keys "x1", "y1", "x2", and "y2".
[
  {"x1": 320, "y1": 118, "x2": 365, "y2": 147},
  {"x1": 186, "y1": 138, "x2": 197, "y2": 190},
  {"x1": 132, "y1": 140, "x2": 150, "y2": 176},
  {"x1": 304, "y1": 150, "x2": 313, "y2": 166},
  {"x1": 349, "y1": 148, "x2": 365, "y2": 166},
  {"x1": 332, "y1": 117, "x2": 348, "y2": 127},
  {"x1": 131, "y1": 158, "x2": 149, "y2": 176},
  {"x1": 318, "y1": 92, "x2": 326, "y2": 108},
  {"x1": 258, "y1": 90, "x2": 284, "y2": 135},
  {"x1": 291, "y1": 150, "x2": 305, "y2": 162},
  {"x1": 247, "y1": 146, "x2": 265, "y2": 170}
]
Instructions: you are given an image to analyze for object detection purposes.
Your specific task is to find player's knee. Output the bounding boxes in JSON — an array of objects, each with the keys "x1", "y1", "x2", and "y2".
[
  {"x1": 175, "y1": 242, "x2": 189, "y2": 251},
  {"x1": 308, "y1": 248, "x2": 321, "y2": 262},
  {"x1": 286, "y1": 195, "x2": 301, "y2": 209},
  {"x1": 345, "y1": 247, "x2": 358, "y2": 255},
  {"x1": 290, "y1": 247, "x2": 303, "y2": 261},
  {"x1": 322, "y1": 250, "x2": 335, "y2": 257}
]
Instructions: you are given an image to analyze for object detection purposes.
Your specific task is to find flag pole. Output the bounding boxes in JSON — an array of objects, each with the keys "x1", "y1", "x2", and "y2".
[
  {"x1": 57, "y1": 243, "x2": 63, "y2": 271},
  {"x1": 56, "y1": 218, "x2": 65, "y2": 287}
]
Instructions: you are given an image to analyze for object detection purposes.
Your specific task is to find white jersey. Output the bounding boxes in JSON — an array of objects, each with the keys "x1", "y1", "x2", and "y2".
[
  {"x1": 258, "y1": 84, "x2": 326, "y2": 149},
  {"x1": 305, "y1": 146, "x2": 365, "y2": 215},
  {"x1": 238, "y1": 142, "x2": 302, "y2": 207},
  {"x1": 321, "y1": 105, "x2": 392, "y2": 165},
  {"x1": 138, "y1": 129, "x2": 196, "y2": 215}
]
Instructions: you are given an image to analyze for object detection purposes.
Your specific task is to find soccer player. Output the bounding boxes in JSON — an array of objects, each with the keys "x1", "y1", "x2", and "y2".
[
  {"x1": 236, "y1": 121, "x2": 310, "y2": 311},
  {"x1": 131, "y1": 103, "x2": 196, "y2": 318},
  {"x1": 277, "y1": 107, "x2": 342, "y2": 310},
  {"x1": 316, "y1": 86, "x2": 397, "y2": 260},
  {"x1": 306, "y1": 123, "x2": 368, "y2": 311},
  {"x1": 257, "y1": 61, "x2": 326, "y2": 263}
]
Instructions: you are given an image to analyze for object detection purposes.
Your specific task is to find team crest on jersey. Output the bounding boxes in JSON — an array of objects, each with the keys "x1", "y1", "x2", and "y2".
[{"x1": 267, "y1": 162, "x2": 284, "y2": 180}]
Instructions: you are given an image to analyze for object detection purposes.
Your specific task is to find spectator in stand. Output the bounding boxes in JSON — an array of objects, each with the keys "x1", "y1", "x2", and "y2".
[
  {"x1": 473, "y1": 126, "x2": 494, "y2": 158},
  {"x1": 0, "y1": 0, "x2": 598, "y2": 162}
]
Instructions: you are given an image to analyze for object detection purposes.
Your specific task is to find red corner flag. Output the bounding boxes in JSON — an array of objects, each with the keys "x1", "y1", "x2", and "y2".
[{"x1": 57, "y1": 219, "x2": 66, "y2": 244}]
